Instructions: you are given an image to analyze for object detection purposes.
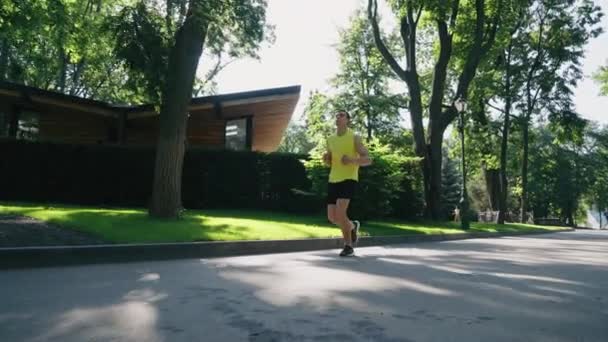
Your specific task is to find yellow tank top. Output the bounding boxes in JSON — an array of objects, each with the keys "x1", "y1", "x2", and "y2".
[{"x1": 328, "y1": 129, "x2": 359, "y2": 183}]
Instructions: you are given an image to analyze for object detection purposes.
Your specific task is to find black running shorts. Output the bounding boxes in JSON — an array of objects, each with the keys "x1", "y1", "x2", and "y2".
[{"x1": 326, "y1": 180, "x2": 357, "y2": 204}]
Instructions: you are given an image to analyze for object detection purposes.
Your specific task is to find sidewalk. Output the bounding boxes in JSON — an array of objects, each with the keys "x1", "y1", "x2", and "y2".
[{"x1": 0, "y1": 227, "x2": 573, "y2": 269}]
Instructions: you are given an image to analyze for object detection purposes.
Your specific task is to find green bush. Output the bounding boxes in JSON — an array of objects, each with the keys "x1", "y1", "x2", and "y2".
[
  {"x1": 0, "y1": 139, "x2": 315, "y2": 212},
  {"x1": 304, "y1": 140, "x2": 423, "y2": 220}
]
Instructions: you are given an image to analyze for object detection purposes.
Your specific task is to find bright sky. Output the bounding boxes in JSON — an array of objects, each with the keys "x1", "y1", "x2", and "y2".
[
  {"x1": 573, "y1": 0, "x2": 608, "y2": 125},
  {"x1": 211, "y1": 0, "x2": 608, "y2": 125}
]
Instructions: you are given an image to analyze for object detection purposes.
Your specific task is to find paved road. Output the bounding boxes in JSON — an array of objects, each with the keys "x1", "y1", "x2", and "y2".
[{"x1": 1, "y1": 230, "x2": 607, "y2": 342}]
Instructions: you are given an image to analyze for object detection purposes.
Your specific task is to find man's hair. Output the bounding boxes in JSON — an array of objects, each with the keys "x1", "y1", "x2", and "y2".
[{"x1": 335, "y1": 110, "x2": 350, "y2": 119}]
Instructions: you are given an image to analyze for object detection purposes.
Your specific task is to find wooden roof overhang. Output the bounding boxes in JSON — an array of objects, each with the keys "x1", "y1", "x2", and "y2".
[
  {"x1": 0, "y1": 82, "x2": 301, "y2": 151},
  {"x1": 0, "y1": 81, "x2": 119, "y2": 117},
  {"x1": 127, "y1": 85, "x2": 301, "y2": 152}
]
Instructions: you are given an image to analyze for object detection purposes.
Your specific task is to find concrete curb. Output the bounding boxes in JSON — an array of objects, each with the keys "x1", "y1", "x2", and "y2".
[{"x1": 0, "y1": 228, "x2": 574, "y2": 269}]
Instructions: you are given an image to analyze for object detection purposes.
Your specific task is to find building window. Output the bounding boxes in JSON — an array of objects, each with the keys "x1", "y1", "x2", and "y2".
[
  {"x1": 225, "y1": 117, "x2": 251, "y2": 151},
  {"x1": 17, "y1": 110, "x2": 40, "y2": 141}
]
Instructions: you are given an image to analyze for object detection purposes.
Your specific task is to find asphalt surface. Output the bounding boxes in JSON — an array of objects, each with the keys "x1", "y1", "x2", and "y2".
[{"x1": 1, "y1": 230, "x2": 607, "y2": 342}]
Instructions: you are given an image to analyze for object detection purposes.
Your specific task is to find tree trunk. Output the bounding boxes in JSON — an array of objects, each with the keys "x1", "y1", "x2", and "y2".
[
  {"x1": 497, "y1": 111, "x2": 510, "y2": 224},
  {"x1": 565, "y1": 210, "x2": 574, "y2": 227},
  {"x1": 58, "y1": 48, "x2": 68, "y2": 92},
  {"x1": 409, "y1": 86, "x2": 434, "y2": 218},
  {"x1": 483, "y1": 166, "x2": 500, "y2": 210},
  {"x1": 474, "y1": 98, "x2": 500, "y2": 214},
  {"x1": 0, "y1": 38, "x2": 8, "y2": 80},
  {"x1": 366, "y1": 102, "x2": 373, "y2": 142},
  {"x1": 520, "y1": 118, "x2": 530, "y2": 223},
  {"x1": 428, "y1": 137, "x2": 443, "y2": 219},
  {"x1": 498, "y1": 46, "x2": 513, "y2": 224},
  {"x1": 69, "y1": 57, "x2": 86, "y2": 96},
  {"x1": 149, "y1": 4, "x2": 208, "y2": 218}
]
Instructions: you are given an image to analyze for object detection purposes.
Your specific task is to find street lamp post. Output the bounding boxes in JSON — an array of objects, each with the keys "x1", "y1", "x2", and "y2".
[{"x1": 454, "y1": 98, "x2": 470, "y2": 230}]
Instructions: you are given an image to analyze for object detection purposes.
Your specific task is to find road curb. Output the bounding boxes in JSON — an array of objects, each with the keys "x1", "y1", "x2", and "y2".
[{"x1": 0, "y1": 228, "x2": 574, "y2": 269}]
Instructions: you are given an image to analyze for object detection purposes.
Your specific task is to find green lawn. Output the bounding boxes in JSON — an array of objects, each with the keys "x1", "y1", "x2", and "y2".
[{"x1": 0, "y1": 202, "x2": 565, "y2": 244}]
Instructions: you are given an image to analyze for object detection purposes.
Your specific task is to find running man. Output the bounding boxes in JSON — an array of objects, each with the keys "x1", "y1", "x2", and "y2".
[{"x1": 323, "y1": 110, "x2": 372, "y2": 256}]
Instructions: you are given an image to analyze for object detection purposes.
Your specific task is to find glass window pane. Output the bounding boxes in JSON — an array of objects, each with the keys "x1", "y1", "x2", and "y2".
[
  {"x1": 17, "y1": 111, "x2": 39, "y2": 141},
  {"x1": 225, "y1": 118, "x2": 248, "y2": 150}
]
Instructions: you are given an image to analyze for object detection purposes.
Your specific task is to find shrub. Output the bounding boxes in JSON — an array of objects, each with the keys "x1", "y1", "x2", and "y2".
[
  {"x1": 303, "y1": 140, "x2": 423, "y2": 220},
  {"x1": 0, "y1": 139, "x2": 315, "y2": 212}
]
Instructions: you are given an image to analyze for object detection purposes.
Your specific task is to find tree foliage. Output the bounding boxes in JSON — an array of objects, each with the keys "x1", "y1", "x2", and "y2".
[
  {"x1": 462, "y1": 0, "x2": 603, "y2": 222},
  {"x1": 0, "y1": 0, "x2": 149, "y2": 103},
  {"x1": 107, "y1": 0, "x2": 274, "y2": 102},
  {"x1": 584, "y1": 124, "x2": 608, "y2": 223},
  {"x1": 527, "y1": 126, "x2": 593, "y2": 225},
  {"x1": 331, "y1": 10, "x2": 405, "y2": 142},
  {"x1": 368, "y1": 0, "x2": 511, "y2": 219},
  {"x1": 277, "y1": 121, "x2": 315, "y2": 155},
  {"x1": 593, "y1": 63, "x2": 608, "y2": 96}
]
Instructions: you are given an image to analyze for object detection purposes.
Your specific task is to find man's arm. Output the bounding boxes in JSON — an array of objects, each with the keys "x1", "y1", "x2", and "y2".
[
  {"x1": 323, "y1": 151, "x2": 332, "y2": 166},
  {"x1": 342, "y1": 135, "x2": 372, "y2": 166},
  {"x1": 354, "y1": 135, "x2": 372, "y2": 166},
  {"x1": 322, "y1": 139, "x2": 332, "y2": 166}
]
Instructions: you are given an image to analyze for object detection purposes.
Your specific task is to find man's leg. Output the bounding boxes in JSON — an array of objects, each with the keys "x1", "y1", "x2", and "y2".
[
  {"x1": 336, "y1": 198, "x2": 355, "y2": 246},
  {"x1": 340, "y1": 180, "x2": 359, "y2": 244},
  {"x1": 327, "y1": 204, "x2": 336, "y2": 225}
]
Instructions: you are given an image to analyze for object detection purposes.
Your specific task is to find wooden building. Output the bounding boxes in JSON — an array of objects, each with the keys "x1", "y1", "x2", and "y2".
[{"x1": 0, "y1": 81, "x2": 301, "y2": 152}]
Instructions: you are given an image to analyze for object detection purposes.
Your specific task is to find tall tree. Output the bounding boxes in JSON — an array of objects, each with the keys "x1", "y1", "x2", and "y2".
[
  {"x1": 493, "y1": 16, "x2": 525, "y2": 223},
  {"x1": 469, "y1": 0, "x2": 602, "y2": 223},
  {"x1": 465, "y1": 78, "x2": 506, "y2": 218},
  {"x1": 516, "y1": 0, "x2": 602, "y2": 222},
  {"x1": 331, "y1": 10, "x2": 404, "y2": 142},
  {"x1": 111, "y1": 0, "x2": 271, "y2": 218},
  {"x1": 468, "y1": 6, "x2": 527, "y2": 223},
  {"x1": 588, "y1": 126, "x2": 608, "y2": 228},
  {"x1": 528, "y1": 125, "x2": 592, "y2": 225},
  {"x1": 367, "y1": 0, "x2": 507, "y2": 219},
  {"x1": 472, "y1": 39, "x2": 518, "y2": 224},
  {"x1": 584, "y1": 124, "x2": 608, "y2": 227}
]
